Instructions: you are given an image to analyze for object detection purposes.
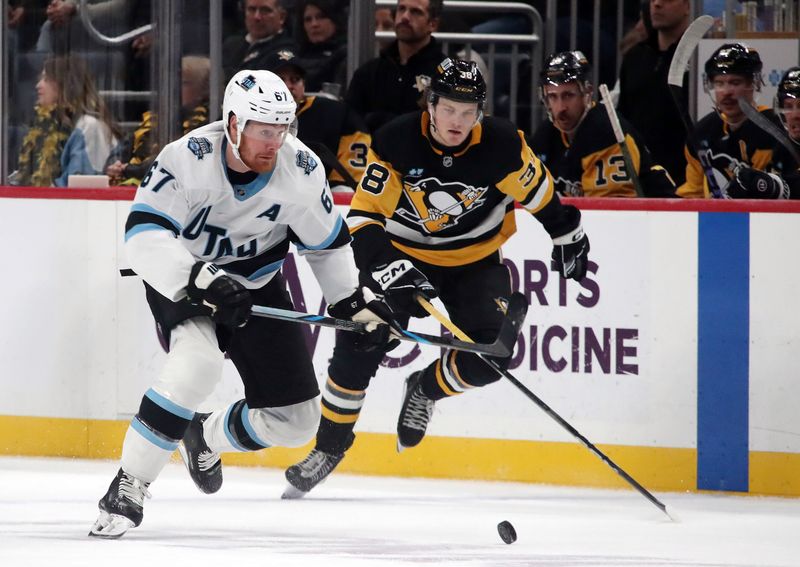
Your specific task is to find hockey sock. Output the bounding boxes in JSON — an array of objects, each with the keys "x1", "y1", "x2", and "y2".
[
  {"x1": 316, "y1": 377, "x2": 364, "y2": 454},
  {"x1": 419, "y1": 351, "x2": 476, "y2": 401}
]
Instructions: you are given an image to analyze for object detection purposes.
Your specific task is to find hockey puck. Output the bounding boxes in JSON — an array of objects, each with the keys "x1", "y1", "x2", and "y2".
[{"x1": 497, "y1": 520, "x2": 517, "y2": 544}]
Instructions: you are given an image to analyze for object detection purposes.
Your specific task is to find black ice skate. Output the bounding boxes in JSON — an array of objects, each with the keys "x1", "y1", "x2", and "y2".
[
  {"x1": 282, "y1": 432, "x2": 355, "y2": 499},
  {"x1": 88, "y1": 468, "x2": 151, "y2": 539},
  {"x1": 179, "y1": 412, "x2": 222, "y2": 494},
  {"x1": 396, "y1": 370, "x2": 435, "y2": 451}
]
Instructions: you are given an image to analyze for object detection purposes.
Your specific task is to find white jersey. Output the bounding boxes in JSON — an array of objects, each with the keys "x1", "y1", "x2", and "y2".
[{"x1": 124, "y1": 120, "x2": 358, "y2": 304}]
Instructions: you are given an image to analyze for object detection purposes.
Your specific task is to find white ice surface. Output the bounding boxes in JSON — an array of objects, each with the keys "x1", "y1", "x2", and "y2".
[{"x1": 0, "y1": 456, "x2": 798, "y2": 567}]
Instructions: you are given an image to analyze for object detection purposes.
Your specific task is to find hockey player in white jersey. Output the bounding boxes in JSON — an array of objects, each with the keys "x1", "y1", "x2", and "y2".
[{"x1": 89, "y1": 70, "x2": 401, "y2": 538}]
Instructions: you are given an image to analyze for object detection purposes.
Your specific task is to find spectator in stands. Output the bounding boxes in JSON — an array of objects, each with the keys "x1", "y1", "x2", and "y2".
[
  {"x1": 223, "y1": 0, "x2": 296, "y2": 82},
  {"x1": 11, "y1": 54, "x2": 119, "y2": 187},
  {"x1": 8, "y1": 1, "x2": 47, "y2": 52},
  {"x1": 374, "y1": 6, "x2": 394, "y2": 50},
  {"x1": 346, "y1": 0, "x2": 446, "y2": 132},
  {"x1": 618, "y1": 0, "x2": 690, "y2": 185},
  {"x1": 529, "y1": 51, "x2": 675, "y2": 198},
  {"x1": 105, "y1": 56, "x2": 211, "y2": 186},
  {"x1": 678, "y1": 43, "x2": 792, "y2": 199},
  {"x1": 295, "y1": 0, "x2": 347, "y2": 93},
  {"x1": 35, "y1": 0, "x2": 136, "y2": 54},
  {"x1": 268, "y1": 49, "x2": 370, "y2": 190}
]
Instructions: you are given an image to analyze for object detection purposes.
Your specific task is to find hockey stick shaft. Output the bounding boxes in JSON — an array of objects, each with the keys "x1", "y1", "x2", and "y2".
[
  {"x1": 598, "y1": 84, "x2": 645, "y2": 198},
  {"x1": 249, "y1": 304, "x2": 511, "y2": 356},
  {"x1": 738, "y1": 99, "x2": 800, "y2": 167},
  {"x1": 666, "y1": 15, "x2": 726, "y2": 199},
  {"x1": 416, "y1": 298, "x2": 675, "y2": 521}
]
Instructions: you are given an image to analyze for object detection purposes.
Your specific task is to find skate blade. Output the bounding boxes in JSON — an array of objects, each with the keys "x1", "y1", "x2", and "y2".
[
  {"x1": 396, "y1": 439, "x2": 406, "y2": 453},
  {"x1": 88, "y1": 511, "x2": 135, "y2": 539},
  {"x1": 281, "y1": 484, "x2": 309, "y2": 500}
]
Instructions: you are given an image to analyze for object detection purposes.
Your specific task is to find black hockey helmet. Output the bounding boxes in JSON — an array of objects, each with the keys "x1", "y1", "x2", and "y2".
[
  {"x1": 704, "y1": 43, "x2": 762, "y2": 82},
  {"x1": 429, "y1": 58, "x2": 486, "y2": 106},
  {"x1": 774, "y1": 66, "x2": 800, "y2": 136},
  {"x1": 540, "y1": 50, "x2": 591, "y2": 88},
  {"x1": 776, "y1": 66, "x2": 800, "y2": 105}
]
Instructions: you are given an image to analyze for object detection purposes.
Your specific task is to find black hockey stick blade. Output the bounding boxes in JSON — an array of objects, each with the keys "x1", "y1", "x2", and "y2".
[
  {"x1": 667, "y1": 15, "x2": 713, "y2": 88},
  {"x1": 249, "y1": 305, "x2": 513, "y2": 357},
  {"x1": 738, "y1": 99, "x2": 800, "y2": 167}
]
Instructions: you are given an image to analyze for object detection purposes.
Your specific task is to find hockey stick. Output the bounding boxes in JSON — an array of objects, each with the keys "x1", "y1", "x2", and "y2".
[
  {"x1": 305, "y1": 141, "x2": 359, "y2": 189},
  {"x1": 416, "y1": 296, "x2": 677, "y2": 522},
  {"x1": 666, "y1": 15, "x2": 726, "y2": 198},
  {"x1": 738, "y1": 98, "x2": 800, "y2": 167},
  {"x1": 598, "y1": 84, "x2": 645, "y2": 197},
  {"x1": 249, "y1": 304, "x2": 516, "y2": 357}
]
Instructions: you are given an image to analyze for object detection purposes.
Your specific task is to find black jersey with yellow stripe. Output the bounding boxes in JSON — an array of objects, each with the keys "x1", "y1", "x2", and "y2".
[
  {"x1": 347, "y1": 110, "x2": 578, "y2": 270},
  {"x1": 296, "y1": 96, "x2": 371, "y2": 187},
  {"x1": 678, "y1": 106, "x2": 782, "y2": 198},
  {"x1": 528, "y1": 104, "x2": 675, "y2": 198}
]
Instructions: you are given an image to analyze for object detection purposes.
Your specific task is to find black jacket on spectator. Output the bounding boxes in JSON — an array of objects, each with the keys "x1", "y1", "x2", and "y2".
[
  {"x1": 298, "y1": 36, "x2": 347, "y2": 93},
  {"x1": 618, "y1": 35, "x2": 688, "y2": 185},
  {"x1": 223, "y1": 31, "x2": 297, "y2": 83},
  {"x1": 345, "y1": 38, "x2": 446, "y2": 133}
]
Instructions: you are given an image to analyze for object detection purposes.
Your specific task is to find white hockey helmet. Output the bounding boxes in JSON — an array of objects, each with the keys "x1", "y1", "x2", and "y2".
[{"x1": 223, "y1": 69, "x2": 297, "y2": 162}]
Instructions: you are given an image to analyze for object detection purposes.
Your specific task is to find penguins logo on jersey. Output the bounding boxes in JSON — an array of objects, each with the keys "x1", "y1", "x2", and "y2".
[
  {"x1": 398, "y1": 177, "x2": 488, "y2": 233},
  {"x1": 187, "y1": 137, "x2": 213, "y2": 160},
  {"x1": 295, "y1": 150, "x2": 318, "y2": 175},
  {"x1": 697, "y1": 146, "x2": 744, "y2": 189},
  {"x1": 554, "y1": 175, "x2": 583, "y2": 197}
]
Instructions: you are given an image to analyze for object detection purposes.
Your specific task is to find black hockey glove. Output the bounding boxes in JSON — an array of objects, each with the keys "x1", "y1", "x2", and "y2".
[
  {"x1": 328, "y1": 287, "x2": 403, "y2": 352},
  {"x1": 371, "y1": 259, "x2": 437, "y2": 318},
  {"x1": 728, "y1": 165, "x2": 790, "y2": 200},
  {"x1": 186, "y1": 262, "x2": 252, "y2": 327},
  {"x1": 551, "y1": 224, "x2": 590, "y2": 281}
]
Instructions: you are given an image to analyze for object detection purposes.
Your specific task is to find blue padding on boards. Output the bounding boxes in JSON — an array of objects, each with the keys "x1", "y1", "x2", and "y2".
[{"x1": 697, "y1": 213, "x2": 749, "y2": 492}]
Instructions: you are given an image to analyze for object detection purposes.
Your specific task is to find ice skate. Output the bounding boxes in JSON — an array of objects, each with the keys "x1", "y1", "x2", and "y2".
[
  {"x1": 88, "y1": 468, "x2": 151, "y2": 539},
  {"x1": 396, "y1": 370, "x2": 435, "y2": 451},
  {"x1": 179, "y1": 412, "x2": 222, "y2": 494},
  {"x1": 282, "y1": 432, "x2": 354, "y2": 499}
]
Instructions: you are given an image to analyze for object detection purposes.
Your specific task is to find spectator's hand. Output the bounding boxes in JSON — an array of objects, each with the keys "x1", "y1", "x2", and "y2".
[
  {"x1": 132, "y1": 33, "x2": 153, "y2": 58},
  {"x1": 328, "y1": 287, "x2": 403, "y2": 352},
  {"x1": 8, "y1": 6, "x2": 25, "y2": 28},
  {"x1": 47, "y1": 0, "x2": 77, "y2": 26},
  {"x1": 371, "y1": 259, "x2": 436, "y2": 318},
  {"x1": 728, "y1": 165, "x2": 790, "y2": 200},
  {"x1": 105, "y1": 161, "x2": 127, "y2": 180},
  {"x1": 186, "y1": 262, "x2": 252, "y2": 327},
  {"x1": 551, "y1": 224, "x2": 590, "y2": 281}
]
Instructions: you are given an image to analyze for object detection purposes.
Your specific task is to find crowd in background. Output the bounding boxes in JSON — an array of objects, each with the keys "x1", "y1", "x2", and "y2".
[{"x1": 4, "y1": 0, "x2": 799, "y2": 198}]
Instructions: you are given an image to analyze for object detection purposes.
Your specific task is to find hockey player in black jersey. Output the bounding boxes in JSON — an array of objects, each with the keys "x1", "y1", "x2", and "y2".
[
  {"x1": 529, "y1": 50, "x2": 676, "y2": 198},
  {"x1": 266, "y1": 49, "x2": 371, "y2": 189},
  {"x1": 771, "y1": 67, "x2": 800, "y2": 196},
  {"x1": 679, "y1": 43, "x2": 791, "y2": 199},
  {"x1": 283, "y1": 58, "x2": 591, "y2": 497}
]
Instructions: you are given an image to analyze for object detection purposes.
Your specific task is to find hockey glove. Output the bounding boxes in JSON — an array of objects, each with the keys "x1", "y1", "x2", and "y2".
[
  {"x1": 328, "y1": 287, "x2": 403, "y2": 352},
  {"x1": 551, "y1": 224, "x2": 590, "y2": 281},
  {"x1": 371, "y1": 259, "x2": 437, "y2": 318},
  {"x1": 728, "y1": 165, "x2": 790, "y2": 200},
  {"x1": 186, "y1": 262, "x2": 252, "y2": 327}
]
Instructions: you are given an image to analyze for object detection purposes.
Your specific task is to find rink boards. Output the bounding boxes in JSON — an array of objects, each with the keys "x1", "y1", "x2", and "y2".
[{"x1": 0, "y1": 189, "x2": 798, "y2": 497}]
